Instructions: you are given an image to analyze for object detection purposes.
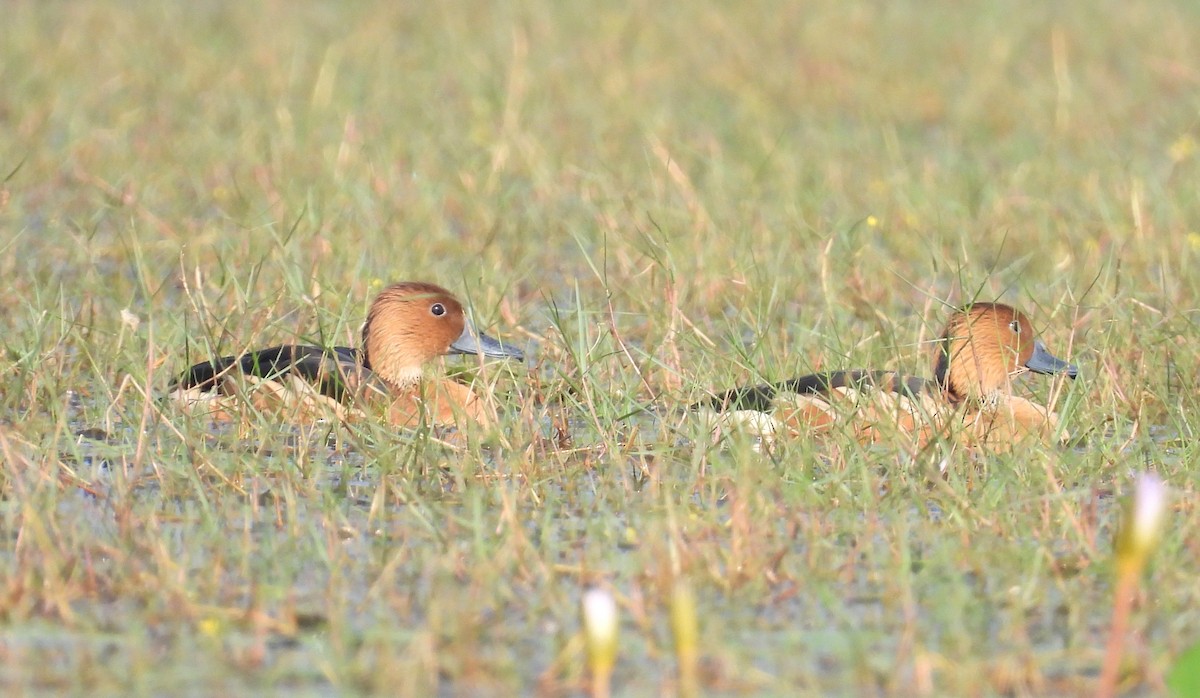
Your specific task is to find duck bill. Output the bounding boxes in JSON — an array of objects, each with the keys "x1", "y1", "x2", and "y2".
[
  {"x1": 1025, "y1": 339, "x2": 1077, "y2": 378},
  {"x1": 449, "y1": 322, "x2": 525, "y2": 361}
]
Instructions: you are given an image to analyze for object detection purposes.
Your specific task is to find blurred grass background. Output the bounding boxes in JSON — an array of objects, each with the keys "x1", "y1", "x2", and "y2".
[{"x1": 1, "y1": 0, "x2": 1198, "y2": 694}]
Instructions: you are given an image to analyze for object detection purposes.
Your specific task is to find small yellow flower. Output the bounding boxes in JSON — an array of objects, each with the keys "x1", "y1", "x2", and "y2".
[
  {"x1": 866, "y1": 215, "x2": 879, "y2": 228},
  {"x1": 198, "y1": 617, "x2": 222, "y2": 637},
  {"x1": 1169, "y1": 134, "x2": 1197, "y2": 163}
]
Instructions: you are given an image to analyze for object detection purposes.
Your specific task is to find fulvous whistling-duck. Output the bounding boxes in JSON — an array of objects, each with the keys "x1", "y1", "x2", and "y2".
[
  {"x1": 171, "y1": 281, "x2": 524, "y2": 428},
  {"x1": 704, "y1": 303, "x2": 1078, "y2": 449}
]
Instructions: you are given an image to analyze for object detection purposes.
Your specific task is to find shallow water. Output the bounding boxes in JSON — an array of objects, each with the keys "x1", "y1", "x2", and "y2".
[{"x1": 24, "y1": 394, "x2": 1172, "y2": 694}]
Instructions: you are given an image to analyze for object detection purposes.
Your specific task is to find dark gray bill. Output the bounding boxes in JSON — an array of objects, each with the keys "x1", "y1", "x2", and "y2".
[
  {"x1": 449, "y1": 322, "x2": 525, "y2": 361},
  {"x1": 1025, "y1": 338, "x2": 1077, "y2": 378}
]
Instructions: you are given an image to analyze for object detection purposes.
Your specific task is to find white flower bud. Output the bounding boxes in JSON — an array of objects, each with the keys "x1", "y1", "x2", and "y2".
[
  {"x1": 1116, "y1": 472, "x2": 1168, "y2": 571},
  {"x1": 1130, "y1": 472, "x2": 1167, "y2": 555},
  {"x1": 582, "y1": 588, "x2": 618, "y2": 697}
]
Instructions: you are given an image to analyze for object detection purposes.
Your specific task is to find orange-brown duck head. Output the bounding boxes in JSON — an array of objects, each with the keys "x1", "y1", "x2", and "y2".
[
  {"x1": 933, "y1": 303, "x2": 1076, "y2": 403},
  {"x1": 361, "y1": 282, "x2": 524, "y2": 390}
]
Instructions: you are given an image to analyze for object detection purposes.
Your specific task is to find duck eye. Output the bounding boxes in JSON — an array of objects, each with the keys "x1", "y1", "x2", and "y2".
[
  {"x1": 430, "y1": 303, "x2": 446, "y2": 317},
  {"x1": 1009, "y1": 320, "x2": 1020, "y2": 334}
]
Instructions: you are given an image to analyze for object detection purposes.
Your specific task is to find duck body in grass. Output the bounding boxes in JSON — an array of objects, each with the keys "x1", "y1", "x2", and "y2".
[
  {"x1": 704, "y1": 303, "x2": 1078, "y2": 449},
  {"x1": 170, "y1": 281, "x2": 524, "y2": 428}
]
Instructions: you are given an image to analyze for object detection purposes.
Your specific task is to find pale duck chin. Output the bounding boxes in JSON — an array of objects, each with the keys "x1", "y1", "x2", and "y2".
[{"x1": 387, "y1": 364, "x2": 425, "y2": 388}]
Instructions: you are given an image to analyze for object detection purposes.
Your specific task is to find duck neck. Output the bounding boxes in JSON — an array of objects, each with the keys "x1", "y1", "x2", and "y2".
[
  {"x1": 369, "y1": 352, "x2": 424, "y2": 391},
  {"x1": 362, "y1": 333, "x2": 425, "y2": 392},
  {"x1": 935, "y1": 337, "x2": 1015, "y2": 406}
]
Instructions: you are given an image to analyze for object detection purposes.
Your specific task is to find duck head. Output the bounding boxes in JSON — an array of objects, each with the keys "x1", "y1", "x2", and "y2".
[
  {"x1": 361, "y1": 282, "x2": 524, "y2": 389},
  {"x1": 934, "y1": 303, "x2": 1077, "y2": 402}
]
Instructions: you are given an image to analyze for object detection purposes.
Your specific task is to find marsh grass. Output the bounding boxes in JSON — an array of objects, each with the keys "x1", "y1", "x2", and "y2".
[{"x1": 3, "y1": 0, "x2": 1200, "y2": 694}]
